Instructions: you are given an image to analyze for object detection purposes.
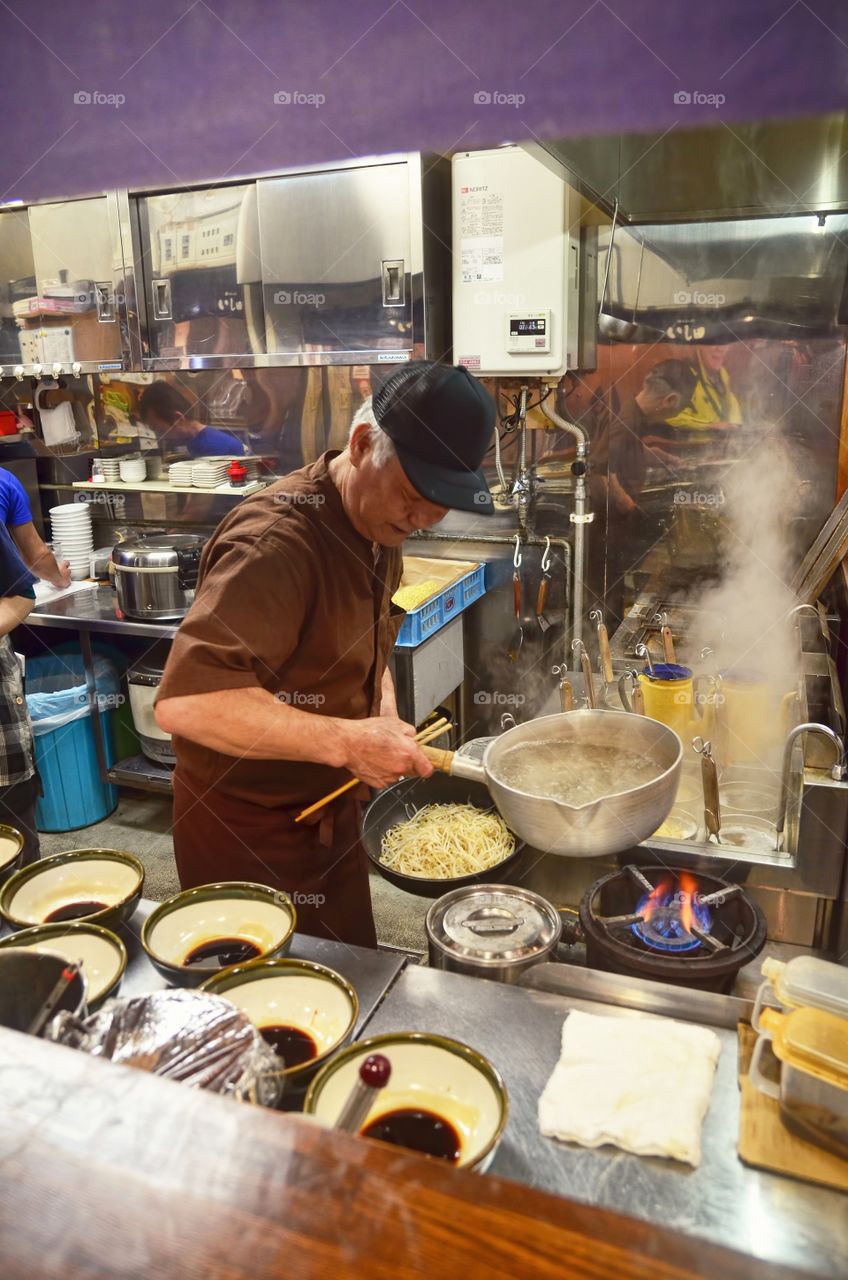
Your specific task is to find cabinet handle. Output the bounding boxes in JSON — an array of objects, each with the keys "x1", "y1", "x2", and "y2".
[
  {"x1": 381, "y1": 259, "x2": 405, "y2": 307},
  {"x1": 95, "y1": 281, "x2": 116, "y2": 323},
  {"x1": 152, "y1": 278, "x2": 172, "y2": 320}
]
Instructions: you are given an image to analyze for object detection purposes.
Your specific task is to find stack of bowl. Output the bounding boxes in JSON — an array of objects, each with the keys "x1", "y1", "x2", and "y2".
[
  {"x1": 119, "y1": 457, "x2": 147, "y2": 484},
  {"x1": 49, "y1": 502, "x2": 93, "y2": 581},
  {"x1": 99, "y1": 458, "x2": 121, "y2": 484}
]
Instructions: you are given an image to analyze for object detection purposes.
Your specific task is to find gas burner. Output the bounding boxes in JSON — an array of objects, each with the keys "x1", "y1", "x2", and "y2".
[
  {"x1": 631, "y1": 871, "x2": 712, "y2": 953},
  {"x1": 579, "y1": 864, "x2": 767, "y2": 992}
]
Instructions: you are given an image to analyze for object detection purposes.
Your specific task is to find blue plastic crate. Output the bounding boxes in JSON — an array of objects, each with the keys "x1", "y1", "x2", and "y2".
[{"x1": 395, "y1": 563, "x2": 486, "y2": 648}]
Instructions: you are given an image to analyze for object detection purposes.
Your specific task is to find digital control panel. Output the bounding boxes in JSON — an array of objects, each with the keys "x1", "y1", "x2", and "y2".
[{"x1": 505, "y1": 309, "x2": 551, "y2": 354}]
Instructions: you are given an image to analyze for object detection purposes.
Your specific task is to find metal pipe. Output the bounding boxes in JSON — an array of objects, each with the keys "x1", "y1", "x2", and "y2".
[
  {"x1": 776, "y1": 721, "x2": 845, "y2": 837},
  {"x1": 515, "y1": 384, "x2": 531, "y2": 535},
  {"x1": 540, "y1": 391, "x2": 590, "y2": 649}
]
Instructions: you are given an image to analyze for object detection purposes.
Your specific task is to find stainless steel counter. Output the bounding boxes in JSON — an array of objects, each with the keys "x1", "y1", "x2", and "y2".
[
  {"x1": 23, "y1": 584, "x2": 178, "y2": 640},
  {"x1": 359, "y1": 964, "x2": 848, "y2": 1279}
]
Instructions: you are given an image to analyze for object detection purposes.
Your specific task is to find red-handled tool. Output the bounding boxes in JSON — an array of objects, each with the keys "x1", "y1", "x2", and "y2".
[{"x1": 335, "y1": 1053, "x2": 393, "y2": 1134}]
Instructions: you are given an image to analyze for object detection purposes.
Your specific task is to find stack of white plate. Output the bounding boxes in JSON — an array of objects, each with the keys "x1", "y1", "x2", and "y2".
[
  {"x1": 191, "y1": 458, "x2": 233, "y2": 488},
  {"x1": 120, "y1": 457, "x2": 147, "y2": 483},
  {"x1": 100, "y1": 458, "x2": 121, "y2": 483},
  {"x1": 168, "y1": 461, "x2": 193, "y2": 486},
  {"x1": 49, "y1": 503, "x2": 93, "y2": 581}
]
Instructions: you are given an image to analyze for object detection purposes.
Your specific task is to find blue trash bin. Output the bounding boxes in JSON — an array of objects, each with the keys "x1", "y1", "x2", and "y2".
[{"x1": 25, "y1": 653, "x2": 120, "y2": 832}]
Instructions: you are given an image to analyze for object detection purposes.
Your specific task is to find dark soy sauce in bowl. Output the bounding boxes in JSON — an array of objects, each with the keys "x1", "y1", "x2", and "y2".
[
  {"x1": 361, "y1": 1108, "x2": 462, "y2": 1162},
  {"x1": 260, "y1": 1024, "x2": 318, "y2": 1068},
  {"x1": 183, "y1": 937, "x2": 263, "y2": 968},
  {"x1": 45, "y1": 900, "x2": 108, "y2": 923}
]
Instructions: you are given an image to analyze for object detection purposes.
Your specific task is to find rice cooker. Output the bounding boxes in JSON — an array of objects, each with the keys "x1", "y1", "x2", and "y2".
[
  {"x1": 127, "y1": 644, "x2": 174, "y2": 765},
  {"x1": 112, "y1": 534, "x2": 207, "y2": 621}
]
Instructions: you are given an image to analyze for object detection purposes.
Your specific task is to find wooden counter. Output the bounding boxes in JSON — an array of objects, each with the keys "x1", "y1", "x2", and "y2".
[{"x1": 0, "y1": 1028, "x2": 810, "y2": 1280}]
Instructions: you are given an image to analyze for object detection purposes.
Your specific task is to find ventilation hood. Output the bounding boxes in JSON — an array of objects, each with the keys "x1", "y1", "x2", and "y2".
[{"x1": 522, "y1": 113, "x2": 848, "y2": 341}]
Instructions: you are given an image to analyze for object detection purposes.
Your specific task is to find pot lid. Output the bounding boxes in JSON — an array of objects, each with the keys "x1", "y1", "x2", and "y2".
[
  {"x1": 427, "y1": 886, "x2": 561, "y2": 963},
  {"x1": 111, "y1": 533, "x2": 207, "y2": 570}
]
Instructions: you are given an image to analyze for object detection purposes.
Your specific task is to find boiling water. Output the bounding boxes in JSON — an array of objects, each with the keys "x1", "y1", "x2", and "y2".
[{"x1": 492, "y1": 741, "x2": 662, "y2": 806}]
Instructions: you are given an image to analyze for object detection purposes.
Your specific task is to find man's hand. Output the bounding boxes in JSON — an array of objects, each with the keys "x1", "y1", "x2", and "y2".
[
  {"x1": 339, "y1": 716, "x2": 433, "y2": 789},
  {"x1": 52, "y1": 559, "x2": 72, "y2": 589}
]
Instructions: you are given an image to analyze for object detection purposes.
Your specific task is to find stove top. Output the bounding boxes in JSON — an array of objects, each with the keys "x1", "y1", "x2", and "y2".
[{"x1": 578, "y1": 864, "x2": 768, "y2": 993}]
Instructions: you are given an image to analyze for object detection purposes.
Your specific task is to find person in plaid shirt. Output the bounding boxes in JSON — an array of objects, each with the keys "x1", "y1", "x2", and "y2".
[{"x1": 0, "y1": 524, "x2": 40, "y2": 863}]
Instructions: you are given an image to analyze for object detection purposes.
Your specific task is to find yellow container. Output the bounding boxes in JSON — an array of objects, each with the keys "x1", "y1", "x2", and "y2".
[{"x1": 630, "y1": 663, "x2": 712, "y2": 741}]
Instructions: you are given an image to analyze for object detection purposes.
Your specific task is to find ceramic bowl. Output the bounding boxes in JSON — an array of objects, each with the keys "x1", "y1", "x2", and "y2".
[
  {"x1": 141, "y1": 881, "x2": 297, "y2": 986},
  {"x1": 0, "y1": 849, "x2": 144, "y2": 929},
  {"x1": 0, "y1": 823, "x2": 24, "y2": 882},
  {"x1": 304, "y1": 1031, "x2": 509, "y2": 1170},
  {"x1": 0, "y1": 920, "x2": 127, "y2": 1009},
  {"x1": 202, "y1": 957, "x2": 358, "y2": 1089},
  {"x1": 0, "y1": 947, "x2": 88, "y2": 1032}
]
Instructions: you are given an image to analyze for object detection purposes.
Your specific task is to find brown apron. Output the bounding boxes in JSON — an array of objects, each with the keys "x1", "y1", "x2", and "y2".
[{"x1": 171, "y1": 770, "x2": 377, "y2": 949}]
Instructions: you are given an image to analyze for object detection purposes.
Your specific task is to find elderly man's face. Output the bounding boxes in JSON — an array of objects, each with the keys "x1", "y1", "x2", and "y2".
[{"x1": 346, "y1": 429, "x2": 449, "y2": 545}]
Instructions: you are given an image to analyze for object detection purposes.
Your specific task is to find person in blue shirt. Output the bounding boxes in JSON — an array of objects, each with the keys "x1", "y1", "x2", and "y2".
[
  {"x1": 138, "y1": 382, "x2": 246, "y2": 458},
  {"x1": 0, "y1": 468, "x2": 70, "y2": 589},
  {"x1": 0, "y1": 523, "x2": 41, "y2": 864}
]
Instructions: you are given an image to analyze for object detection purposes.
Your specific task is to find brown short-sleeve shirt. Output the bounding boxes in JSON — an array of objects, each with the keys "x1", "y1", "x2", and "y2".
[{"x1": 156, "y1": 452, "x2": 403, "y2": 807}]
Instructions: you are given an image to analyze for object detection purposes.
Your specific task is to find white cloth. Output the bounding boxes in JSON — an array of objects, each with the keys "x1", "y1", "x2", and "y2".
[{"x1": 538, "y1": 1009, "x2": 721, "y2": 1167}]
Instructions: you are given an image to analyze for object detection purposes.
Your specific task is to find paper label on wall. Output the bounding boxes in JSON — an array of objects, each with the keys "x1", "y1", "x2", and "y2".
[
  {"x1": 460, "y1": 235, "x2": 504, "y2": 283},
  {"x1": 459, "y1": 184, "x2": 505, "y2": 283}
]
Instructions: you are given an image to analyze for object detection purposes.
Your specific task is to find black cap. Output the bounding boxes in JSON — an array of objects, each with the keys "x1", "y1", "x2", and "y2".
[{"x1": 372, "y1": 362, "x2": 495, "y2": 514}]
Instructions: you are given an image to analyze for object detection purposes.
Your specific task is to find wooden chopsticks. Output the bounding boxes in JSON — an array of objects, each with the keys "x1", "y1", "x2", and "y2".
[{"x1": 294, "y1": 716, "x2": 452, "y2": 823}]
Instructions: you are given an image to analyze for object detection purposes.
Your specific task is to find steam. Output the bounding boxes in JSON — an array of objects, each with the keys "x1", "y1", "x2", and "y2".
[{"x1": 681, "y1": 437, "x2": 802, "y2": 762}]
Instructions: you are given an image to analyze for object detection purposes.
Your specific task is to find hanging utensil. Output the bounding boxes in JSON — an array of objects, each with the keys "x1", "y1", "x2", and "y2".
[
  {"x1": 655, "y1": 611, "x2": 676, "y2": 664},
  {"x1": 693, "y1": 736, "x2": 721, "y2": 843},
  {"x1": 552, "y1": 664, "x2": 574, "y2": 711},
  {"x1": 617, "y1": 667, "x2": 645, "y2": 715},
  {"x1": 590, "y1": 608, "x2": 614, "y2": 684},
  {"x1": 536, "y1": 536, "x2": 552, "y2": 633},
  {"x1": 635, "y1": 642, "x2": 655, "y2": 676},
  {"x1": 507, "y1": 534, "x2": 523, "y2": 662},
  {"x1": 572, "y1": 638, "x2": 596, "y2": 709}
]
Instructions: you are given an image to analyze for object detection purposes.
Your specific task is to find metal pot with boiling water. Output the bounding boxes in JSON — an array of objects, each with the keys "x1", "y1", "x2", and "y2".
[{"x1": 423, "y1": 710, "x2": 682, "y2": 858}]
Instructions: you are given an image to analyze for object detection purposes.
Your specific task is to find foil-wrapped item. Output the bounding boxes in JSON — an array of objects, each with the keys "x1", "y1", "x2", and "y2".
[{"x1": 48, "y1": 988, "x2": 282, "y2": 1107}]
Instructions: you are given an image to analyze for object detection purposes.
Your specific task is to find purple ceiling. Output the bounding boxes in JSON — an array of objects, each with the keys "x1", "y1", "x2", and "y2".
[{"x1": 1, "y1": 0, "x2": 847, "y2": 202}]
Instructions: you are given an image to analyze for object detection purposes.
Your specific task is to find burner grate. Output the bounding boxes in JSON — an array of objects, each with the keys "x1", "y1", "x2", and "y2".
[{"x1": 579, "y1": 863, "x2": 767, "y2": 993}]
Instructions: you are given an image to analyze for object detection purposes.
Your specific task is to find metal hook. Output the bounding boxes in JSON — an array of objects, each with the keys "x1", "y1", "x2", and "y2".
[
  {"x1": 653, "y1": 611, "x2": 669, "y2": 627},
  {"x1": 635, "y1": 642, "x2": 654, "y2": 675},
  {"x1": 540, "y1": 535, "x2": 551, "y2": 574},
  {"x1": 513, "y1": 534, "x2": 522, "y2": 568},
  {"x1": 552, "y1": 663, "x2": 568, "y2": 677},
  {"x1": 691, "y1": 736, "x2": 712, "y2": 756},
  {"x1": 589, "y1": 608, "x2": 602, "y2": 625},
  {"x1": 571, "y1": 637, "x2": 586, "y2": 657}
]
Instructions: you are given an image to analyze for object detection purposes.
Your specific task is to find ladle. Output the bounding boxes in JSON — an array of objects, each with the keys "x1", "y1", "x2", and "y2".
[
  {"x1": 536, "y1": 537, "x2": 552, "y2": 634},
  {"x1": 692, "y1": 736, "x2": 721, "y2": 843},
  {"x1": 655, "y1": 611, "x2": 676, "y2": 664},
  {"x1": 572, "y1": 639, "x2": 596, "y2": 709},
  {"x1": 552, "y1": 664, "x2": 574, "y2": 712},
  {"x1": 775, "y1": 722, "x2": 845, "y2": 849},
  {"x1": 507, "y1": 534, "x2": 523, "y2": 662},
  {"x1": 590, "y1": 608, "x2": 614, "y2": 684}
]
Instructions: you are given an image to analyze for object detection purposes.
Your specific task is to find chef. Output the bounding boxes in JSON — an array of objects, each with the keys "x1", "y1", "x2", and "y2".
[{"x1": 155, "y1": 362, "x2": 496, "y2": 946}]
